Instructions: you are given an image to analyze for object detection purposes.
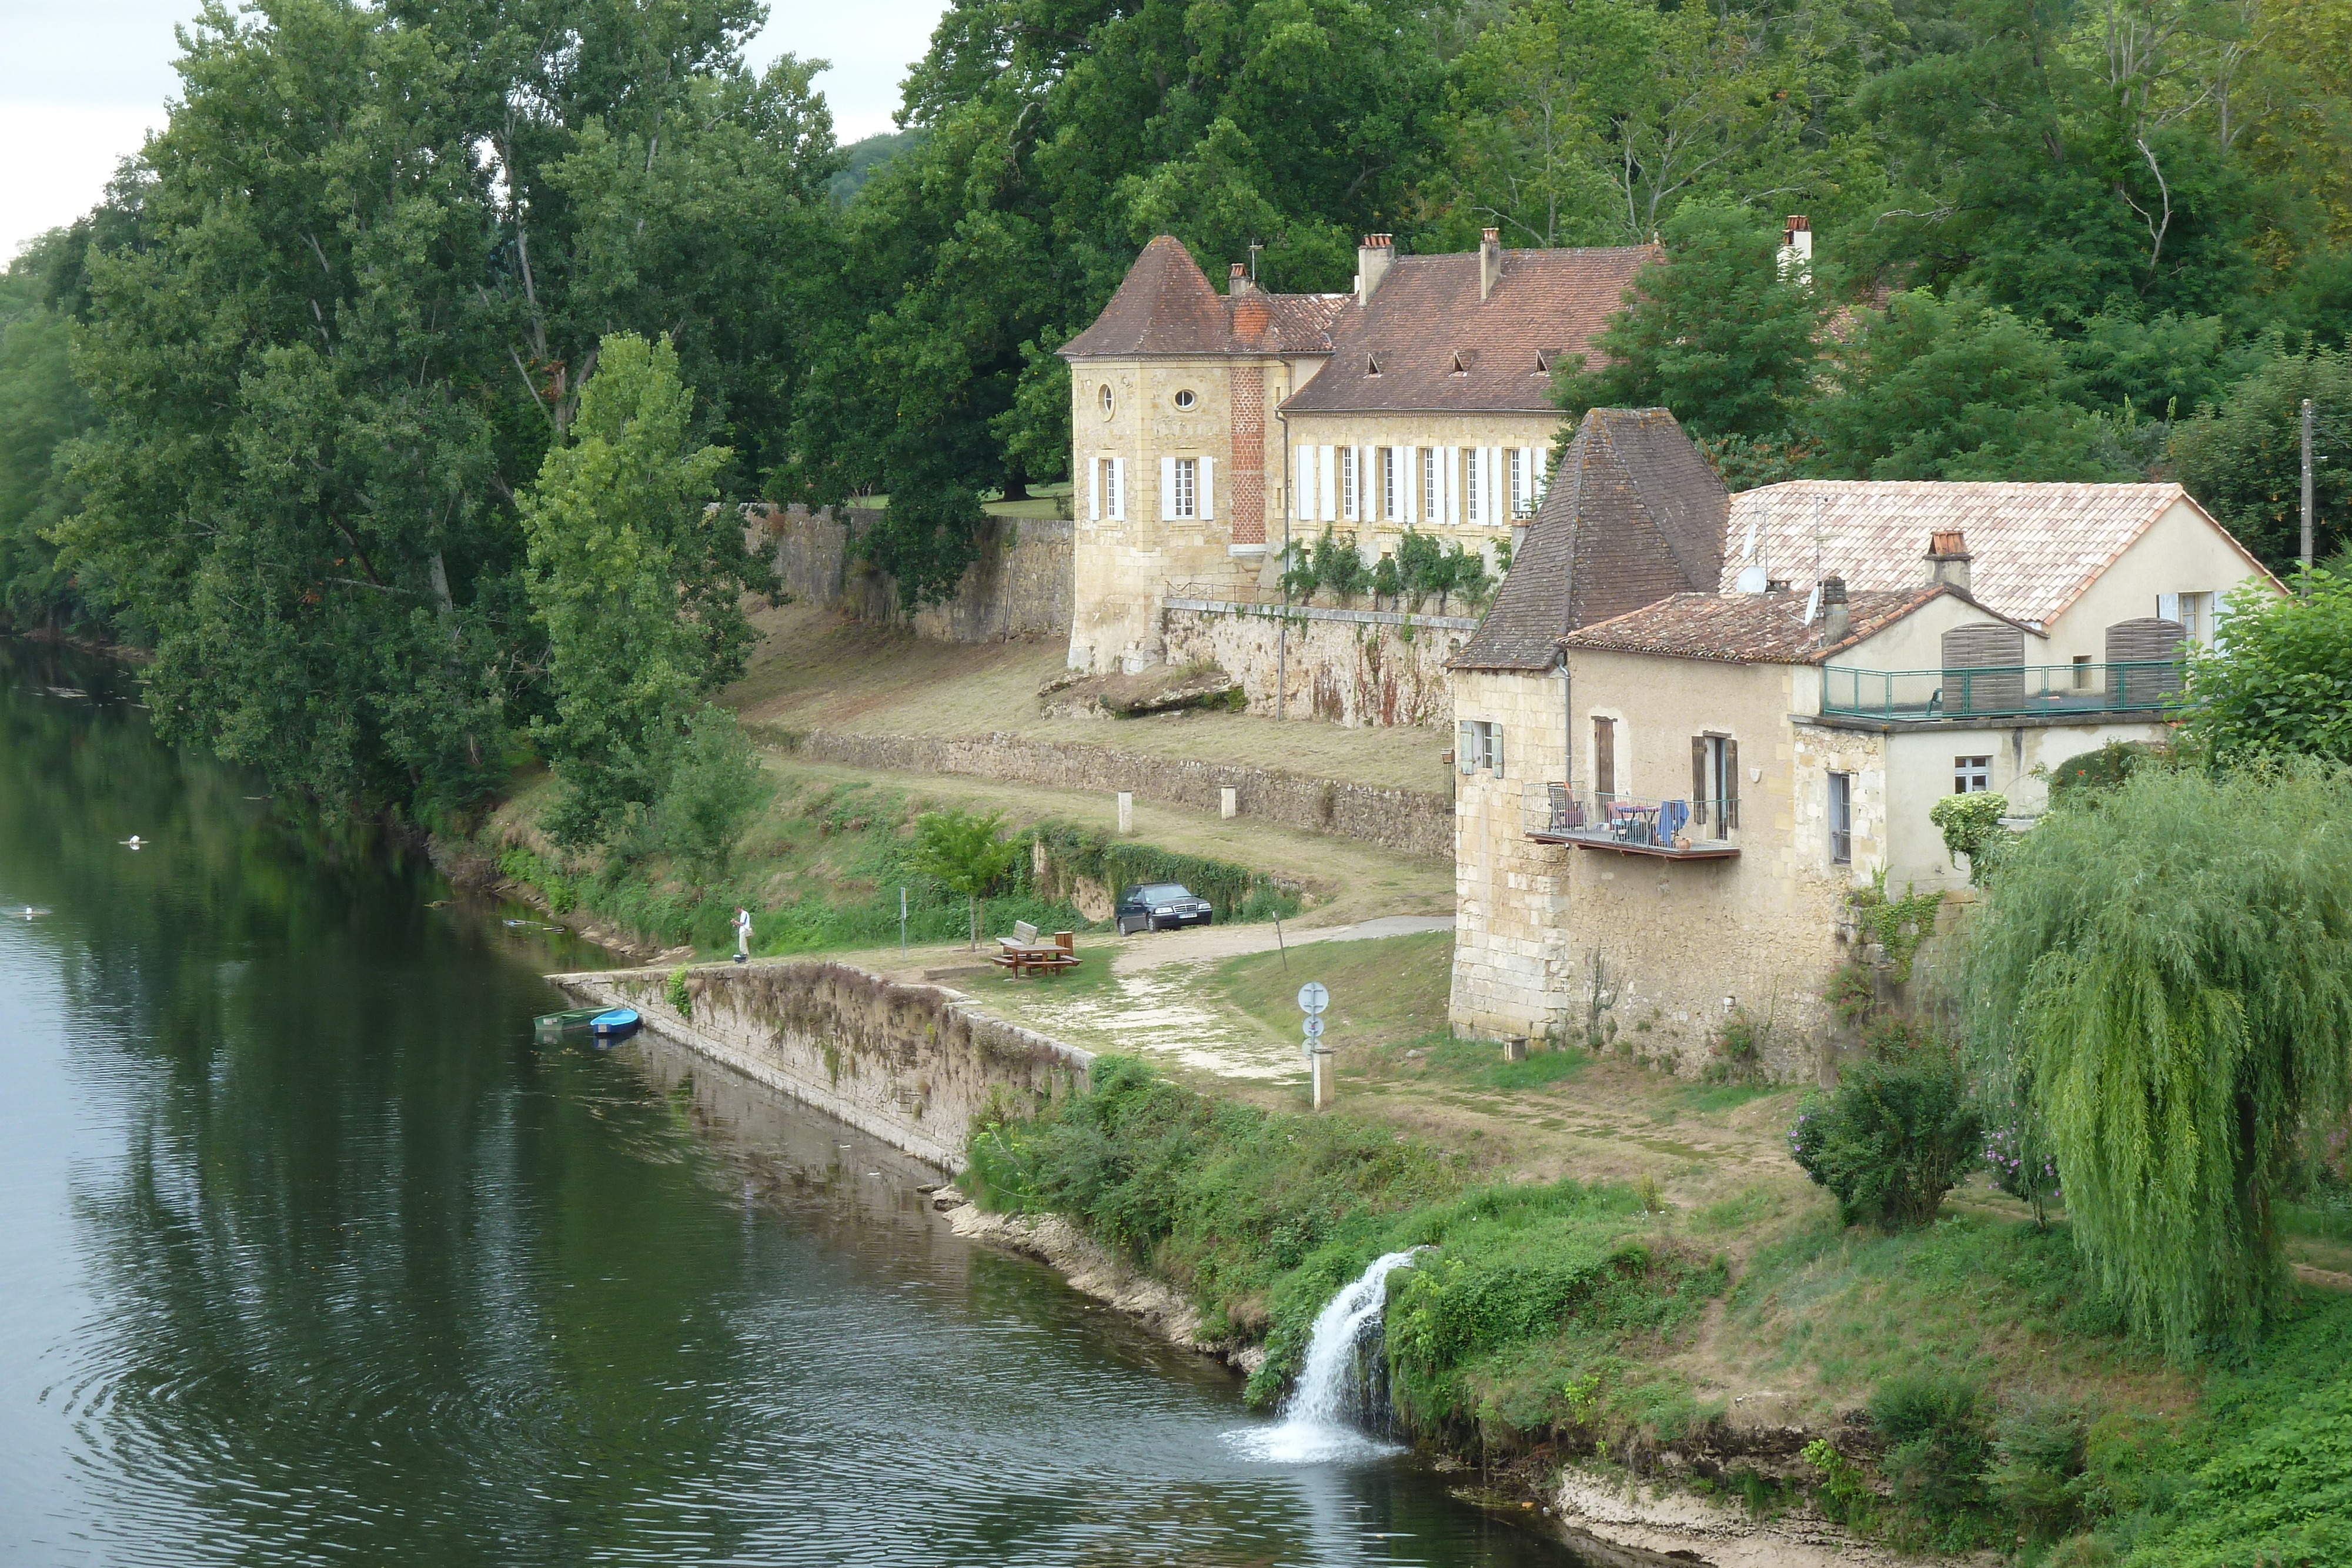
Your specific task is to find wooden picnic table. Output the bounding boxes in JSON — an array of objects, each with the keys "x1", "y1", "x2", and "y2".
[{"x1": 992, "y1": 922, "x2": 1079, "y2": 978}]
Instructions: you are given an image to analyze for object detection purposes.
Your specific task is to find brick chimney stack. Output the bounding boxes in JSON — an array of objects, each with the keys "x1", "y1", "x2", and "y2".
[
  {"x1": 1778, "y1": 215, "x2": 1812, "y2": 280},
  {"x1": 1228, "y1": 261, "x2": 1253, "y2": 296},
  {"x1": 1926, "y1": 529, "x2": 1972, "y2": 595},
  {"x1": 1357, "y1": 233, "x2": 1394, "y2": 306},
  {"x1": 1478, "y1": 227, "x2": 1504, "y2": 302}
]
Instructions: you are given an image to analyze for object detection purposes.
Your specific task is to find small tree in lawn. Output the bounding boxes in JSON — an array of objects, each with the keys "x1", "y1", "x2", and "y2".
[{"x1": 911, "y1": 809, "x2": 1021, "y2": 950}]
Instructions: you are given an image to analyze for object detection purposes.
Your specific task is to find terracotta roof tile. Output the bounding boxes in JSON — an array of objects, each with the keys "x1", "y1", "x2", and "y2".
[
  {"x1": 1282, "y1": 245, "x2": 1658, "y2": 414},
  {"x1": 1720, "y1": 482, "x2": 2267, "y2": 628},
  {"x1": 1451, "y1": 408, "x2": 1727, "y2": 670},
  {"x1": 1061, "y1": 236, "x2": 1348, "y2": 358},
  {"x1": 1559, "y1": 586, "x2": 1959, "y2": 664}
]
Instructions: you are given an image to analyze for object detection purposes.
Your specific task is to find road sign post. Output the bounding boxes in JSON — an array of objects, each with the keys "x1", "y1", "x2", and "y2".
[{"x1": 1298, "y1": 981, "x2": 1332, "y2": 1106}]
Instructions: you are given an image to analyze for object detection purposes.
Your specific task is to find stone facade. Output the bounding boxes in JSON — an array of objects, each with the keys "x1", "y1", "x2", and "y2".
[{"x1": 1162, "y1": 601, "x2": 1478, "y2": 726}]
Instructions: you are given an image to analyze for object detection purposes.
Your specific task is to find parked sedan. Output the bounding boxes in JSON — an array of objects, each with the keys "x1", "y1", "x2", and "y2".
[{"x1": 1115, "y1": 882, "x2": 1214, "y2": 935}]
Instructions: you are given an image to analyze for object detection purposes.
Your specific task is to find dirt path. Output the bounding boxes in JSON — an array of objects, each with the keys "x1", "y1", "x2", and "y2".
[{"x1": 1106, "y1": 913, "x2": 1452, "y2": 974}]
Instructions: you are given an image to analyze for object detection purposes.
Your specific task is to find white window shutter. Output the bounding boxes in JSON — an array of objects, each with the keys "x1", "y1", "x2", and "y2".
[
  {"x1": 1491, "y1": 727, "x2": 1505, "y2": 780},
  {"x1": 1090, "y1": 458, "x2": 1102, "y2": 521},
  {"x1": 1111, "y1": 457, "x2": 1124, "y2": 520},
  {"x1": 1199, "y1": 456, "x2": 1215, "y2": 520},
  {"x1": 1161, "y1": 456, "x2": 1177, "y2": 521},
  {"x1": 1295, "y1": 446, "x2": 1312, "y2": 521},
  {"x1": 1532, "y1": 445, "x2": 1549, "y2": 502},
  {"x1": 2157, "y1": 592, "x2": 2181, "y2": 625},
  {"x1": 1318, "y1": 446, "x2": 1336, "y2": 521},
  {"x1": 1439, "y1": 446, "x2": 1456, "y2": 526},
  {"x1": 1458, "y1": 721, "x2": 1476, "y2": 775}
]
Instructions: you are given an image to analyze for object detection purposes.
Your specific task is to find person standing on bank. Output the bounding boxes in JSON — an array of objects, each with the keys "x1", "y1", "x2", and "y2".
[{"x1": 734, "y1": 905, "x2": 754, "y2": 964}]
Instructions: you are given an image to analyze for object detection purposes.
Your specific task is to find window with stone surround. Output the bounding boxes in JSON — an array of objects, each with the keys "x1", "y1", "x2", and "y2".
[
  {"x1": 1172, "y1": 457, "x2": 1197, "y2": 519},
  {"x1": 1381, "y1": 447, "x2": 1398, "y2": 520},
  {"x1": 1828, "y1": 772, "x2": 1852, "y2": 864},
  {"x1": 1099, "y1": 385, "x2": 1113, "y2": 419},
  {"x1": 1458, "y1": 719, "x2": 1505, "y2": 778},
  {"x1": 1422, "y1": 448, "x2": 1437, "y2": 519},
  {"x1": 1341, "y1": 447, "x2": 1358, "y2": 520},
  {"x1": 1174, "y1": 388, "x2": 1197, "y2": 410}
]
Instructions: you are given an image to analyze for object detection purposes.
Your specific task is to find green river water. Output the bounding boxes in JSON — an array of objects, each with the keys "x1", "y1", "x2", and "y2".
[{"x1": 0, "y1": 641, "x2": 1583, "y2": 1567}]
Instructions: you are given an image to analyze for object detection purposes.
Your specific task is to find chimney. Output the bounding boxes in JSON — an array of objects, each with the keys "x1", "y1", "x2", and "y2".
[
  {"x1": 1479, "y1": 227, "x2": 1502, "y2": 301},
  {"x1": 1778, "y1": 214, "x2": 1812, "y2": 280},
  {"x1": 1818, "y1": 574, "x2": 1850, "y2": 648},
  {"x1": 1357, "y1": 233, "x2": 1394, "y2": 305},
  {"x1": 1925, "y1": 529, "x2": 1972, "y2": 595},
  {"x1": 1228, "y1": 261, "x2": 1253, "y2": 296}
]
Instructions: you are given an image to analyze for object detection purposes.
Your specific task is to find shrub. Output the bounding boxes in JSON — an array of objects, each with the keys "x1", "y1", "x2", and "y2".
[
  {"x1": 1989, "y1": 1392, "x2": 2092, "y2": 1538},
  {"x1": 2046, "y1": 740, "x2": 2165, "y2": 804},
  {"x1": 1790, "y1": 1053, "x2": 1982, "y2": 1230},
  {"x1": 1872, "y1": 1371, "x2": 1990, "y2": 1524},
  {"x1": 654, "y1": 704, "x2": 769, "y2": 885},
  {"x1": 1929, "y1": 791, "x2": 2010, "y2": 882},
  {"x1": 666, "y1": 964, "x2": 691, "y2": 1019}
]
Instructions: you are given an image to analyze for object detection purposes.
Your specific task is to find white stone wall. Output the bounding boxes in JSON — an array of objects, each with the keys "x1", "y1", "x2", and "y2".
[
  {"x1": 1162, "y1": 603, "x2": 1474, "y2": 727},
  {"x1": 1449, "y1": 666, "x2": 1578, "y2": 1039}
]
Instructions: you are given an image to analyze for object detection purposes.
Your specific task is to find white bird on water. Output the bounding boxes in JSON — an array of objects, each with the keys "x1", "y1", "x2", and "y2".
[
  {"x1": 14, "y1": 907, "x2": 48, "y2": 920},
  {"x1": 119, "y1": 835, "x2": 145, "y2": 850}
]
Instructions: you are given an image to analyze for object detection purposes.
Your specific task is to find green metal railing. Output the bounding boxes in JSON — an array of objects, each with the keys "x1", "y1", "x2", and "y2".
[{"x1": 1821, "y1": 660, "x2": 2186, "y2": 721}]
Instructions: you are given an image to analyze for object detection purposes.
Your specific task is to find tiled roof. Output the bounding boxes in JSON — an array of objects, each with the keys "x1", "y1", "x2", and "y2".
[
  {"x1": 1559, "y1": 586, "x2": 1959, "y2": 665},
  {"x1": 1719, "y1": 482, "x2": 2267, "y2": 628},
  {"x1": 1060, "y1": 236, "x2": 1347, "y2": 358},
  {"x1": 1452, "y1": 408, "x2": 1728, "y2": 670},
  {"x1": 1282, "y1": 245, "x2": 1658, "y2": 414}
]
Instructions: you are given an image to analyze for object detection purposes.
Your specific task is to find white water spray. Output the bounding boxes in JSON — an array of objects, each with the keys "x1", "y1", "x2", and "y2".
[{"x1": 1226, "y1": 1249, "x2": 1422, "y2": 1464}]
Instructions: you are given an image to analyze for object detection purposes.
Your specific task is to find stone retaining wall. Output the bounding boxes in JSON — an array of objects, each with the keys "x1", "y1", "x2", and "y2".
[
  {"x1": 756, "y1": 504, "x2": 1073, "y2": 643},
  {"x1": 773, "y1": 727, "x2": 1455, "y2": 862},
  {"x1": 1161, "y1": 600, "x2": 1475, "y2": 728},
  {"x1": 552, "y1": 958, "x2": 1091, "y2": 1169}
]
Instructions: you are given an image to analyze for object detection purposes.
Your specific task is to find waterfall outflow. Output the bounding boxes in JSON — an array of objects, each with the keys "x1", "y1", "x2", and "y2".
[{"x1": 1226, "y1": 1249, "x2": 1421, "y2": 1465}]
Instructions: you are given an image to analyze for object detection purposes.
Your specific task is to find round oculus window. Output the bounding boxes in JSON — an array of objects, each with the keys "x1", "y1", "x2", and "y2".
[
  {"x1": 1099, "y1": 385, "x2": 1113, "y2": 418},
  {"x1": 1174, "y1": 389, "x2": 1197, "y2": 410}
]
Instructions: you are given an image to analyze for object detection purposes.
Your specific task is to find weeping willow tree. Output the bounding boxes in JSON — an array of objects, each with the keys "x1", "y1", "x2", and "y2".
[{"x1": 1962, "y1": 762, "x2": 2352, "y2": 1358}]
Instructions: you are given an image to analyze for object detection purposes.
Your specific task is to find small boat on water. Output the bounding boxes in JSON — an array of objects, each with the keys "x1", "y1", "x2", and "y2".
[
  {"x1": 532, "y1": 1006, "x2": 606, "y2": 1038},
  {"x1": 588, "y1": 1008, "x2": 640, "y2": 1041}
]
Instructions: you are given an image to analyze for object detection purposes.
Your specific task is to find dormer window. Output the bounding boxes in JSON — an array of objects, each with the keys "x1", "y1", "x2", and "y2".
[
  {"x1": 1366, "y1": 355, "x2": 1381, "y2": 376},
  {"x1": 1449, "y1": 353, "x2": 1469, "y2": 376},
  {"x1": 1533, "y1": 350, "x2": 1555, "y2": 376},
  {"x1": 1174, "y1": 388, "x2": 1197, "y2": 410},
  {"x1": 1100, "y1": 384, "x2": 1114, "y2": 418}
]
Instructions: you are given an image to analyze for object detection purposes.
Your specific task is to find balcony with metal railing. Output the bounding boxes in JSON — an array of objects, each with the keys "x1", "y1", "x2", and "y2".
[
  {"x1": 1524, "y1": 784, "x2": 1741, "y2": 859},
  {"x1": 1819, "y1": 660, "x2": 2185, "y2": 723}
]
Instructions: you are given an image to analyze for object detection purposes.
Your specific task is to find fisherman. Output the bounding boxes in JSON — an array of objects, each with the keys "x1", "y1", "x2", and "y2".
[{"x1": 733, "y1": 905, "x2": 754, "y2": 964}]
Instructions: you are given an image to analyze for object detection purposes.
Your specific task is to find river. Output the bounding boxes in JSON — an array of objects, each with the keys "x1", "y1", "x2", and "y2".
[{"x1": 0, "y1": 641, "x2": 1578, "y2": 1567}]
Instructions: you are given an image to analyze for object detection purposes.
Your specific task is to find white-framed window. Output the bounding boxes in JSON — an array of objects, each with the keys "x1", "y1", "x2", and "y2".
[
  {"x1": 1172, "y1": 457, "x2": 1198, "y2": 519},
  {"x1": 1381, "y1": 447, "x2": 1398, "y2": 520},
  {"x1": 1828, "y1": 771, "x2": 1852, "y2": 865},
  {"x1": 1458, "y1": 719, "x2": 1505, "y2": 778},
  {"x1": 1098, "y1": 457, "x2": 1122, "y2": 521},
  {"x1": 1174, "y1": 388, "x2": 1197, "y2": 410},
  {"x1": 1099, "y1": 385, "x2": 1114, "y2": 419},
  {"x1": 1341, "y1": 447, "x2": 1358, "y2": 520},
  {"x1": 2159, "y1": 591, "x2": 2215, "y2": 642},
  {"x1": 1465, "y1": 449, "x2": 1482, "y2": 524},
  {"x1": 1421, "y1": 448, "x2": 1437, "y2": 519},
  {"x1": 1955, "y1": 755, "x2": 1992, "y2": 793},
  {"x1": 1509, "y1": 448, "x2": 1528, "y2": 517},
  {"x1": 1693, "y1": 733, "x2": 1739, "y2": 835}
]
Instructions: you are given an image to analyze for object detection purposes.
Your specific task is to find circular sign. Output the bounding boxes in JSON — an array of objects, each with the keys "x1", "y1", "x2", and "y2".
[
  {"x1": 1297, "y1": 981, "x2": 1329, "y2": 1015},
  {"x1": 1301, "y1": 1015, "x2": 1325, "y2": 1039}
]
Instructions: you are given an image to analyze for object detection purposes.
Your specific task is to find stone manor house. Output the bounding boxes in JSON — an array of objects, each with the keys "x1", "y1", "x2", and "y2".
[
  {"x1": 1058, "y1": 230, "x2": 1658, "y2": 679},
  {"x1": 1447, "y1": 409, "x2": 2280, "y2": 1076}
]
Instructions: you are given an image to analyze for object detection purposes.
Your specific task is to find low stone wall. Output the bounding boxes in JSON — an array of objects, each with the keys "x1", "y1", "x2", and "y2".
[
  {"x1": 552, "y1": 959, "x2": 1091, "y2": 1169},
  {"x1": 776, "y1": 727, "x2": 1455, "y2": 862},
  {"x1": 757, "y1": 504, "x2": 1073, "y2": 643},
  {"x1": 1161, "y1": 600, "x2": 1476, "y2": 728}
]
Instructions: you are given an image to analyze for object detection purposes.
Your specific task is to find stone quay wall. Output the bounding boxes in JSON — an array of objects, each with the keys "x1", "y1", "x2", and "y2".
[
  {"x1": 773, "y1": 727, "x2": 1455, "y2": 862},
  {"x1": 1161, "y1": 600, "x2": 1476, "y2": 728},
  {"x1": 756, "y1": 504, "x2": 1074, "y2": 643},
  {"x1": 553, "y1": 959, "x2": 1091, "y2": 1169}
]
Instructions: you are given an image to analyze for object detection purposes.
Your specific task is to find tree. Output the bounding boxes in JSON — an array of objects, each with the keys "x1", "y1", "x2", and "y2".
[
  {"x1": 58, "y1": 0, "x2": 821, "y2": 814},
  {"x1": 1556, "y1": 201, "x2": 1828, "y2": 438},
  {"x1": 1809, "y1": 290, "x2": 2134, "y2": 480},
  {"x1": 2170, "y1": 347, "x2": 2352, "y2": 572},
  {"x1": 2180, "y1": 571, "x2": 2352, "y2": 764},
  {"x1": 1789, "y1": 1052, "x2": 1983, "y2": 1230},
  {"x1": 654, "y1": 705, "x2": 770, "y2": 886},
  {"x1": 910, "y1": 808, "x2": 1022, "y2": 950},
  {"x1": 1962, "y1": 762, "x2": 2352, "y2": 1356},
  {"x1": 517, "y1": 333, "x2": 756, "y2": 844}
]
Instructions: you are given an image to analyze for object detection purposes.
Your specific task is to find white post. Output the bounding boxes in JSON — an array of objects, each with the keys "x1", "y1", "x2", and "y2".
[
  {"x1": 1221, "y1": 787, "x2": 1238, "y2": 820},
  {"x1": 1310, "y1": 1046, "x2": 1336, "y2": 1110},
  {"x1": 1117, "y1": 791, "x2": 1134, "y2": 835}
]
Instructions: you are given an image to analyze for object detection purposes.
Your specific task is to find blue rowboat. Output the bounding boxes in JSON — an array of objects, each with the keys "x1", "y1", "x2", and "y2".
[{"x1": 589, "y1": 1008, "x2": 640, "y2": 1040}]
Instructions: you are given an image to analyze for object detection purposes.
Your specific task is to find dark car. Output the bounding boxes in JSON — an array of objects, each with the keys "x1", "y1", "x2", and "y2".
[{"x1": 1114, "y1": 882, "x2": 1213, "y2": 935}]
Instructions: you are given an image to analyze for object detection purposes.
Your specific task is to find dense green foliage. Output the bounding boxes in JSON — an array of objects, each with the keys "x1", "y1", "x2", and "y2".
[
  {"x1": 2183, "y1": 571, "x2": 2352, "y2": 764},
  {"x1": 1929, "y1": 790, "x2": 2011, "y2": 882},
  {"x1": 908, "y1": 808, "x2": 1023, "y2": 948},
  {"x1": 1962, "y1": 763, "x2": 2352, "y2": 1356},
  {"x1": 965, "y1": 1055, "x2": 1723, "y2": 1443},
  {"x1": 1789, "y1": 1052, "x2": 1983, "y2": 1229}
]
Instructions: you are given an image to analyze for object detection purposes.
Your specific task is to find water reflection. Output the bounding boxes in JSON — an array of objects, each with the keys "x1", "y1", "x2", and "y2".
[{"x1": 0, "y1": 640, "x2": 1578, "y2": 1567}]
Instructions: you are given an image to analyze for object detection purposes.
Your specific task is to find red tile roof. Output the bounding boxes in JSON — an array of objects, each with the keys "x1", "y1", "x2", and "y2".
[
  {"x1": 1060, "y1": 236, "x2": 1347, "y2": 358},
  {"x1": 1720, "y1": 482, "x2": 2273, "y2": 629},
  {"x1": 1282, "y1": 245, "x2": 1658, "y2": 414},
  {"x1": 1559, "y1": 586, "x2": 1967, "y2": 665}
]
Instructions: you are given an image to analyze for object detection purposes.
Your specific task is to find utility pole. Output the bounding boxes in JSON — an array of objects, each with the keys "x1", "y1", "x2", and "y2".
[{"x1": 2303, "y1": 397, "x2": 2317, "y2": 591}]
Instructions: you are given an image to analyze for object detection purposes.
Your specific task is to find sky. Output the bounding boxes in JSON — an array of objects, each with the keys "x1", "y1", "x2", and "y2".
[{"x1": 0, "y1": 0, "x2": 946, "y2": 263}]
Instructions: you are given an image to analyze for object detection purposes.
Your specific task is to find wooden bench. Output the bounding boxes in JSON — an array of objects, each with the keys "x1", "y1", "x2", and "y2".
[{"x1": 993, "y1": 922, "x2": 1079, "y2": 978}]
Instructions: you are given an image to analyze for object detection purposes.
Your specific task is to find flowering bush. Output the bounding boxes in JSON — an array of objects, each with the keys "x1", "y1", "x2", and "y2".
[{"x1": 1984, "y1": 1099, "x2": 2061, "y2": 1206}]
